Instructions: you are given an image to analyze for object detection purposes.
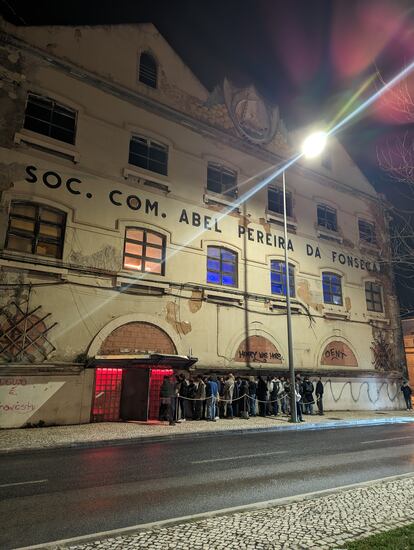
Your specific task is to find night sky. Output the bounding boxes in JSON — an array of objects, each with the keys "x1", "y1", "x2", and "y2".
[{"x1": 1, "y1": 0, "x2": 414, "y2": 309}]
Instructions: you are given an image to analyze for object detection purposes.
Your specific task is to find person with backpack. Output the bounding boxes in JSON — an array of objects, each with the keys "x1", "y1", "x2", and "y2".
[{"x1": 303, "y1": 376, "x2": 314, "y2": 415}]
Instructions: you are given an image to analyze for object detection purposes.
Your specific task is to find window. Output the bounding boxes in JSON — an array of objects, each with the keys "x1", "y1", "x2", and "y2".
[
  {"x1": 139, "y1": 52, "x2": 157, "y2": 88},
  {"x1": 268, "y1": 186, "x2": 292, "y2": 217},
  {"x1": 322, "y1": 272, "x2": 343, "y2": 305},
  {"x1": 207, "y1": 163, "x2": 237, "y2": 198},
  {"x1": 359, "y1": 220, "x2": 376, "y2": 244},
  {"x1": 5, "y1": 201, "x2": 66, "y2": 259},
  {"x1": 207, "y1": 247, "x2": 237, "y2": 287},
  {"x1": 365, "y1": 282, "x2": 383, "y2": 312},
  {"x1": 317, "y1": 204, "x2": 337, "y2": 232},
  {"x1": 129, "y1": 136, "x2": 168, "y2": 176},
  {"x1": 270, "y1": 260, "x2": 295, "y2": 297},
  {"x1": 23, "y1": 93, "x2": 77, "y2": 145},
  {"x1": 123, "y1": 228, "x2": 166, "y2": 274}
]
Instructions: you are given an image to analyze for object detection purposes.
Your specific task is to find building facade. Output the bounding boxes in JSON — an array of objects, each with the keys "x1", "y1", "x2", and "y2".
[{"x1": 0, "y1": 20, "x2": 407, "y2": 428}]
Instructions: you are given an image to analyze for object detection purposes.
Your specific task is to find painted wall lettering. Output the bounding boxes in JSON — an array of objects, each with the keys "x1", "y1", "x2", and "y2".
[{"x1": 179, "y1": 209, "x2": 222, "y2": 233}]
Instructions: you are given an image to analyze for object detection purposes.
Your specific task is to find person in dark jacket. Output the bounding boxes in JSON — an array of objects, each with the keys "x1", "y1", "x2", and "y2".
[
  {"x1": 257, "y1": 376, "x2": 267, "y2": 417},
  {"x1": 316, "y1": 377, "x2": 324, "y2": 415},
  {"x1": 239, "y1": 378, "x2": 250, "y2": 419},
  {"x1": 302, "y1": 376, "x2": 314, "y2": 415},
  {"x1": 248, "y1": 376, "x2": 257, "y2": 417},
  {"x1": 159, "y1": 375, "x2": 177, "y2": 425},
  {"x1": 401, "y1": 381, "x2": 413, "y2": 410},
  {"x1": 194, "y1": 375, "x2": 206, "y2": 420}
]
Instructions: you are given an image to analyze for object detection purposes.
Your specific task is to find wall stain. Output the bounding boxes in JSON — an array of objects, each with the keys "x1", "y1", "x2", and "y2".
[
  {"x1": 345, "y1": 296, "x2": 351, "y2": 312},
  {"x1": 188, "y1": 290, "x2": 203, "y2": 313},
  {"x1": 166, "y1": 302, "x2": 192, "y2": 335},
  {"x1": 69, "y1": 245, "x2": 122, "y2": 272},
  {"x1": 297, "y1": 279, "x2": 323, "y2": 313}
]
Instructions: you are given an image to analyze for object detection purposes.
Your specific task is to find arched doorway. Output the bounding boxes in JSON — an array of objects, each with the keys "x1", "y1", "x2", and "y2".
[{"x1": 91, "y1": 322, "x2": 195, "y2": 422}]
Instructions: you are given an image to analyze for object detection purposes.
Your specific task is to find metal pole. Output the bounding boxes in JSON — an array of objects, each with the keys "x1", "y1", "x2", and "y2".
[{"x1": 282, "y1": 171, "x2": 298, "y2": 423}]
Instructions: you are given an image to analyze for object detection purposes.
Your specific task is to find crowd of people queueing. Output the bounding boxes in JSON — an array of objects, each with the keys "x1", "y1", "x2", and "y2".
[{"x1": 159, "y1": 372, "x2": 325, "y2": 426}]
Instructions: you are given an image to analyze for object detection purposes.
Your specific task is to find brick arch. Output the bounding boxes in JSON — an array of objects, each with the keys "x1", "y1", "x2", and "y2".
[
  {"x1": 234, "y1": 335, "x2": 283, "y2": 364},
  {"x1": 98, "y1": 322, "x2": 176, "y2": 355},
  {"x1": 320, "y1": 340, "x2": 358, "y2": 367}
]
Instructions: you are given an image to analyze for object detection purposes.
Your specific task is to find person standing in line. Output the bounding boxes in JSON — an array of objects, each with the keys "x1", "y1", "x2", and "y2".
[
  {"x1": 266, "y1": 376, "x2": 274, "y2": 415},
  {"x1": 282, "y1": 377, "x2": 291, "y2": 415},
  {"x1": 295, "y1": 381, "x2": 304, "y2": 422},
  {"x1": 271, "y1": 375, "x2": 280, "y2": 416},
  {"x1": 206, "y1": 375, "x2": 219, "y2": 421},
  {"x1": 194, "y1": 374, "x2": 206, "y2": 420},
  {"x1": 159, "y1": 374, "x2": 177, "y2": 425},
  {"x1": 257, "y1": 375, "x2": 267, "y2": 417},
  {"x1": 316, "y1": 377, "x2": 324, "y2": 415},
  {"x1": 223, "y1": 374, "x2": 235, "y2": 419},
  {"x1": 239, "y1": 378, "x2": 250, "y2": 419},
  {"x1": 302, "y1": 376, "x2": 314, "y2": 415},
  {"x1": 248, "y1": 376, "x2": 257, "y2": 417},
  {"x1": 401, "y1": 380, "x2": 413, "y2": 410}
]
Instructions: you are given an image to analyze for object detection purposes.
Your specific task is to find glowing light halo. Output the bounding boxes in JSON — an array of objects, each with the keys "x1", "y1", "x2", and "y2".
[
  {"x1": 302, "y1": 131, "x2": 327, "y2": 158},
  {"x1": 55, "y1": 58, "x2": 414, "y2": 341}
]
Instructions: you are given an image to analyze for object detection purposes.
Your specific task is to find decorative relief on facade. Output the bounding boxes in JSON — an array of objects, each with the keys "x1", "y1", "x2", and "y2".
[
  {"x1": 0, "y1": 299, "x2": 57, "y2": 362},
  {"x1": 223, "y1": 79, "x2": 279, "y2": 144},
  {"x1": 98, "y1": 321, "x2": 176, "y2": 355},
  {"x1": 235, "y1": 335, "x2": 283, "y2": 363},
  {"x1": 321, "y1": 340, "x2": 358, "y2": 367}
]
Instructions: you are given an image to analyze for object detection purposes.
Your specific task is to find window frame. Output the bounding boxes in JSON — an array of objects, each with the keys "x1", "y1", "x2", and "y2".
[
  {"x1": 270, "y1": 260, "x2": 295, "y2": 297},
  {"x1": 123, "y1": 227, "x2": 166, "y2": 275},
  {"x1": 129, "y1": 135, "x2": 168, "y2": 176},
  {"x1": 359, "y1": 219, "x2": 376, "y2": 245},
  {"x1": 23, "y1": 92, "x2": 77, "y2": 145},
  {"x1": 365, "y1": 281, "x2": 383, "y2": 312},
  {"x1": 317, "y1": 204, "x2": 338, "y2": 232},
  {"x1": 267, "y1": 186, "x2": 292, "y2": 217},
  {"x1": 5, "y1": 201, "x2": 66, "y2": 259},
  {"x1": 206, "y1": 163, "x2": 238, "y2": 198},
  {"x1": 206, "y1": 246, "x2": 238, "y2": 287},
  {"x1": 322, "y1": 272, "x2": 343, "y2": 306},
  {"x1": 138, "y1": 52, "x2": 158, "y2": 89}
]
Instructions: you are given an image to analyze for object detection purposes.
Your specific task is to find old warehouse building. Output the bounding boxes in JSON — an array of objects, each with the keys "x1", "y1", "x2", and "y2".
[{"x1": 0, "y1": 19, "x2": 407, "y2": 427}]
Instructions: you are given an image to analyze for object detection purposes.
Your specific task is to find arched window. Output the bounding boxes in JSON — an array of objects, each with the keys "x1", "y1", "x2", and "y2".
[
  {"x1": 139, "y1": 52, "x2": 157, "y2": 88},
  {"x1": 322, "y1": 272, "x2": 343, "y2": 305},
  {"x1": 5, "y1": 201, "x2": 66, "y2": 259},
  {"x1": 207, "y1": 246, "x2": 237, "y2": 287},
  {"x1": 123, "y1": 227, "x2": 166, "y2": 275}
]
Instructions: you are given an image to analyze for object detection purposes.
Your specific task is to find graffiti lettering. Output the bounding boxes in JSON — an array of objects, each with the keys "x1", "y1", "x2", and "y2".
[
  {"x1": 0, "y1": 402, "x2": 36, "y2": 413},
  {"x1": 324, "y1": 348, "x2": 347, "y2": 360}
]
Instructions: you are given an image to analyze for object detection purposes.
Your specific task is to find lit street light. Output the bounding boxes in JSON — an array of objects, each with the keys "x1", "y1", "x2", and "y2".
[{"x1": 284, "y1": 131, "x2": 327, "y2": 423}]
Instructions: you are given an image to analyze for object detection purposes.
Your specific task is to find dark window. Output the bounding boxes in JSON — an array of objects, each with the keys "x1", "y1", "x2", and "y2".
[
  {"x1": 207, "y1": 246, "x2": 237, "y2": 287},
  {"x1": 23, "y1": 93, "x2": 77, "y2": 145},
  {"x1": 365, "y1": 282, "x2": 383, "y2": 312},
  {"x1": 268, "y1": 186, "x2": 292, "y2": 217},
  {"x1": 129, "y1": 136, "x2": 168, "y2": 176},
  {"x1": 317, "y1": 204, "x2": 337, "y2": 232},
  {"x1": 322, "y1": 272, "x2": 343, "y2": 305},
  {"x1": 270, "y1": 260, "x2": 295, "y2": 297},
  {"x1": 359, "y1": 220, "x2": 376, "y2": 244},
  {"x1": 207, "y1": 163, "x2": 237, "y2": 198},
  {"x1": 123, "y1": 228, "x2": 166, "y2": 275},
  {"x1": 5, "y1": 201, "x2": 66, "y2": 259},
  {"x1": 139, "y1": 52, "x2": 157, "y2": 88}
]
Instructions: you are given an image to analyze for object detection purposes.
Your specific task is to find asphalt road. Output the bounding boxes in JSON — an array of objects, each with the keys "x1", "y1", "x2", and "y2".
[{"x1": 1, "y1": 423, "x2": 414, "y2": 549}]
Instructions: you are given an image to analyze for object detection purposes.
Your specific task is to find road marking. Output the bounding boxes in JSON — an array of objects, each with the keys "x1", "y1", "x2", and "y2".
[
  {"x1": 0, "y1": 479, "x2": 48, "y2": 488},
  {"x1": 361, "y1": 436, "x2": 413, "y2": 445},
  {"x1": 192, "y1": 450, "x2": 288, "y2": 464},
  {"x1": 17, "y1": 471, "x2": 414, "y2": 550}
]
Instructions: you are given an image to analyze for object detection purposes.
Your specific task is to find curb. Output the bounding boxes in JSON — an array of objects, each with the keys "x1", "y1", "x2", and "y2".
[{"x1": 1, "y1": 416, "x2": 413, "y2": 455}]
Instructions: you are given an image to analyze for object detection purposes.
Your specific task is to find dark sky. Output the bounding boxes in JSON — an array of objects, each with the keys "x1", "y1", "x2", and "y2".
[{"x1": 1, "y1": 0, "x2": 414, "y2": 308}]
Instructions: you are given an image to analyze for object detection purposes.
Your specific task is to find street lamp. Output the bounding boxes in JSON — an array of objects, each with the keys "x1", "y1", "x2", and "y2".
[{"x1": 283, "y1": 131, "x2": 327, "y2": 423}]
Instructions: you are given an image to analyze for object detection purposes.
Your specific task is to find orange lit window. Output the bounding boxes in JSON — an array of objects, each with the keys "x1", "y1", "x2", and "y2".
[{"x1": 123, "y1": 227, "x2": 166, "y2": 275}]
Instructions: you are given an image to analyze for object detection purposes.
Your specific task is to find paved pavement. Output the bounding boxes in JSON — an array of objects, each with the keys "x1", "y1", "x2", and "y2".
[
  {"x1": 1, "y1": 410, "x2": 413, "y2": 453},
  {"x1": 51, "y1": 474, "x2": 414, "y2": 549}
]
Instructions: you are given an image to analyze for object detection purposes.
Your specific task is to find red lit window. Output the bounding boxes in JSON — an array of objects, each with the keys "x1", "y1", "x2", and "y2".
[
  {"x1": 148, "y1": 368, "x2": 173, "y2": 420},
  {"x1": 123, "y1": 227, "x2": 166, "y2": 275},
  {"x1": 92, "y1": 368, "x2": 123, "y2": 422}
]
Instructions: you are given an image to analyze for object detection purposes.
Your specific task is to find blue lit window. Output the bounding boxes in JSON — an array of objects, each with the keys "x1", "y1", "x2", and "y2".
[
  {"x1": 270, "y1": 260, "x2": 295, "y2": 297},
  {"x1": 207, "y1": 247, "x2": 237, "y2": 287},
  {"x1": 322, "y1": 272, "x2": 343, "y2": 305}
]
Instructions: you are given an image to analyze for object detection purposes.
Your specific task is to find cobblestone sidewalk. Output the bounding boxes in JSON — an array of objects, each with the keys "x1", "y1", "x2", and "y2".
[
  {"x1": 2, "y1": 410, "x2": 414, "y2": 453},
  {"x1": 64, "y1": 475, "x2": 414, "y2": 550}
]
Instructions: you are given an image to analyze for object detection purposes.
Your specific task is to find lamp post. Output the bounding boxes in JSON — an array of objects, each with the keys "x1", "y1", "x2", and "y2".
[{"x1": 284, "y1": 131, "x2": 327, "y2": 423}]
